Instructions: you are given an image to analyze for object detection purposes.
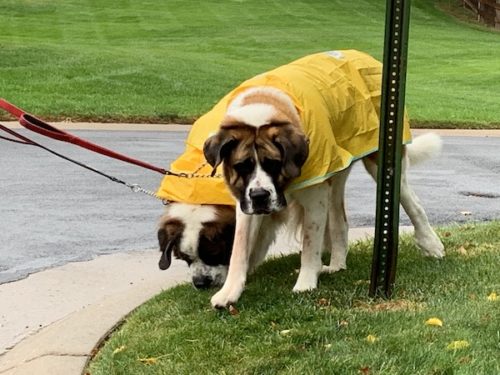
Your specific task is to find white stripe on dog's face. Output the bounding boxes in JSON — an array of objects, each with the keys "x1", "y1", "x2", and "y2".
[
  {"x1": 168, "y1": 204, "x2": 217, "y2": 258},
  {"x1": 243, "y1": 150, "x2": 281, "y2": 214}
]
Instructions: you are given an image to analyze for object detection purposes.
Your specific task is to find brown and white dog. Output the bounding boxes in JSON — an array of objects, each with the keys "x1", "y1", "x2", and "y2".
[
  {"x1": 202, "y1": 86, "x2": 445, "y2": 308},
  {"x1": 157, "y1": 203, "x2": 235, "y2": 289}
]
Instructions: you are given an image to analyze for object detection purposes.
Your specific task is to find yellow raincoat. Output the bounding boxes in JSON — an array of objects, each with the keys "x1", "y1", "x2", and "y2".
[{"x1": 157, "y1": 50, "x2": 412, "y2": 205}]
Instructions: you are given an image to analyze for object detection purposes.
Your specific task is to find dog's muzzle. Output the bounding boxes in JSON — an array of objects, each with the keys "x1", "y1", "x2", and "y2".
[
  {"x1": 192, "y1": 275, "x2": 214, "y2": 289},
  {"x1": 249, "y1": 188, "x2": 271, "y2": 214},
  {"x1": 242, "y1": 188, "x2": 287, "y2": 215}
]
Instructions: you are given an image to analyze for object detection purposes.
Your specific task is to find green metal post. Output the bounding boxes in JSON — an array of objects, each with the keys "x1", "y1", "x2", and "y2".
[{"x1": 369, "y1": 0, "x2": 412, "y2": 298}]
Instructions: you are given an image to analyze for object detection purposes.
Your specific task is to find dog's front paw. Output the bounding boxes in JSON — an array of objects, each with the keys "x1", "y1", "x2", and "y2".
[
  {"x1": 292, "y1": 271, "x2": 318, "y2": 292},
  {"x1": 210, "y1": 291, "x2": 231, "y2": 309},
  {"x1": 415, "y1": 231, "x2": 445, "y2": 258},
  {"x1": 210, "y1": 286, "x2": 243, "y2": 309}
]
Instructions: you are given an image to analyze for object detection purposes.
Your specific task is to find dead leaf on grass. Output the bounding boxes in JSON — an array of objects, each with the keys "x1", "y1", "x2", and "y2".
[
  {"x1": 366, "y1": 334, "x2": 378, "y2": 343},
  {"x1": 317, "y1": 298, "x2": 330, "y2": 307},
  {"x1": 137, "y1": 354, "x2": 169, "y2": 365},
  {"x1": 487, "y1": 292, "x2": 497, "y2": 301},
  {"x1": 228, "y1": 304, "x2": 240, "y2": 315},
  {"x1": 359, "y1": 366, "x2": 371, "y2": 374},
  {"x1": 458, "y1": 355, "x2": 472, "y2": 364},
  {"x1": 446, "y1": 340, "x2": 470, "y2": 351},
  {"x1": 338, "y1": 320, "x2": 349, "y2": 328},
  {"x1": 138, "y1": 357, "x2": 158, "y2": 365},
  {"x1": 425, "y1": 317, "x2": 443, "y2": 327},
  {"x1": 279, "y1": 329, "x2": 292, "y2": 336},
  {"x1": 112, "y1": 345, "x2": 126, "y2": 355},
  {"x1": 354, "y1": 299, "x2": 425, "y2": 312}
]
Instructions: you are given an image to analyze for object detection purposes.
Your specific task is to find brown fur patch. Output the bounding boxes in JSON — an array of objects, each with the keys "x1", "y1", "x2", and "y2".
[
  {"x1": 198, "y1": 205, "x2": 236, "y2": 266},
  {"x1": 158, "y1": 217, "x2": 184, "y2": 238}
]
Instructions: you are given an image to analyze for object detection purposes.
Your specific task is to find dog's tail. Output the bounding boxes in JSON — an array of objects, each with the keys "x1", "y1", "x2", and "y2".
[{"x1": 407, "y1": 133, "x2": 443, "y2": 166}]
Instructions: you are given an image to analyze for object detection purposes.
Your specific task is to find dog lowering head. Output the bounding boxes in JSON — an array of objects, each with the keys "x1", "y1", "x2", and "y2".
[
  {"x1": 203, "y1": 87, "x2": 309, "y2": 215},
  {"x1": 158, "y1": 203, "x2": 235, "y2": 289}
]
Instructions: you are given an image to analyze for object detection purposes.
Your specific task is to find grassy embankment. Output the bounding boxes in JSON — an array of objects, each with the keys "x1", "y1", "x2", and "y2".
[{"x1": 1, "y1": 0, "x2": 499, "y2": 127}]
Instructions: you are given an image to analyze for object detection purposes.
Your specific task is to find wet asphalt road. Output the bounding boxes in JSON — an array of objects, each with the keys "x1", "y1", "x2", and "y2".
[{"x1": 0, "y1": 130, "x2": 499, "y2": 284}]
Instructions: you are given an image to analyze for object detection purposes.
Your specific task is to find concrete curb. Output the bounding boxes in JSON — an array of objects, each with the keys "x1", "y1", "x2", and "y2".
[
  {"x1": 0, "y1": 227, "x2": 414, "y2": 375},
  {"x1": 2, "y1": 121, "x2": 500, "y2": 136},
  {"x1": 1, "y1": 121, "x2": 191, "y2": 132},
  {"x1": 0, "y1": 250, "x2": 189, "y2": 375}
]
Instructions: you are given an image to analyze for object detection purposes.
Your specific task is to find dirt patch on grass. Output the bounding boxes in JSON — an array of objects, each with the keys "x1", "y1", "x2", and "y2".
[{"x1": 353, "y1": 299, "x2": 427, "y2": 312}]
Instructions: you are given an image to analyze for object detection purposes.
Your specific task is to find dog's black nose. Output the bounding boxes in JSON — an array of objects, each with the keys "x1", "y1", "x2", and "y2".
[
  {"x1": 249, "y1": 188, "x2": 270, "y2": 201},
  {"x1": 192, "y1": 275, "x2": 213, "y2": 289}
]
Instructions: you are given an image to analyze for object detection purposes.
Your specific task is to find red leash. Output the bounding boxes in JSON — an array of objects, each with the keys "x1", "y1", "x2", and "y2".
[{"x1": 0, "y1": 98, "x2": 175, "y2": 176}]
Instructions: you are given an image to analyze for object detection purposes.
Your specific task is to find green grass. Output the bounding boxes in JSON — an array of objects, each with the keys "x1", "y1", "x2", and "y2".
[
  {"x1": 87, "y1": 221, "x2": 500, "y2": 374},
  {"x1": 0, "y1": 0, "x2": 499, "y2": 127}
]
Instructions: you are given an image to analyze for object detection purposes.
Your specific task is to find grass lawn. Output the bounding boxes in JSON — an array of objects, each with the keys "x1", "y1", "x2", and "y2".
[
  {"x1": 87, "y1": 221, "x2": 500, "y2": 374},
  {"x1": 1, "y1": 0, "x2": 499, "y2": 127}
]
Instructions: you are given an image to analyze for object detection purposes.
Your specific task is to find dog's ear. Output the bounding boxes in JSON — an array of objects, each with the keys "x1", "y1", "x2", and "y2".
[
  {"x1": 203, "y1": 130, "x2": 238, "y2": 177},
  {"x1": 158, "y1": 228, "x2": 177, "y2": 270},
  {"x1": 274, "y1": 128, "x2": 309, "y2": 180}
]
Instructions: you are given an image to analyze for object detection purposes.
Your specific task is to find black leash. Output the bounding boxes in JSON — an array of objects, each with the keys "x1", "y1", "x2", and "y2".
[{"x1": 0, "y1": 122, "x2": 164, "y2": 200}]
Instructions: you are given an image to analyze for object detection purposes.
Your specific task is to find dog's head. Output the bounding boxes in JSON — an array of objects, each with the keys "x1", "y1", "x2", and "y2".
[
  {"x1": 157, "y1": 202, "x2": 235, "y2": 289},
  {"x1": 203, "y1": 87, "x2": 309, "y2": 215}
]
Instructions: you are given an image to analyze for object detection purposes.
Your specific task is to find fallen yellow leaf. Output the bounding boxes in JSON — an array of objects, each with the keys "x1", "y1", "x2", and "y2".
[
  {"x1": 487, "y1": 292, "x2": 497, "y2": 301},
  {"x1": 112, "y1": 345, "x2": 126, "y2": 355},
  {"x1": 446, "y1": 340, "x2": 470, "y2": 350},
  {"x1": 366, "y1": 334, "x2": 377, "y2": 343},
  {"x1": 279, "y1": 329, "x2": 292, "y2": 336},
  {"x1": 138, "y1": 357, "x2": 158, "y2": 365},
  {"x1": 425, "y1": 317, "x2": 443, "y2": 327}
]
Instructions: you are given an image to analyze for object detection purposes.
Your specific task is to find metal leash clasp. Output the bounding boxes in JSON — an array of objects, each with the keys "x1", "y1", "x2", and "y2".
[
  {"x1": 126, "y1": 183, "x2": 160, "y2": 199},
  {"x1": 128, "y1": 183, "x2": 142, "y2": 193}
]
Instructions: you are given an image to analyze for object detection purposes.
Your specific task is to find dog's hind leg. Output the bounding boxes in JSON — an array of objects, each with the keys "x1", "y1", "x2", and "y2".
[
  {"x1": 362, "y1": 152, "x2": 444, "y2": 258},
  {"x1": 399, "y1": 154, "x2": 445, "y2": 257},
  {"x1": 322, "y1": 167, "x2": 351, "y2": 273},
  {"x1": 292, "y1": 184, "x2": 329, "y2": 292}
]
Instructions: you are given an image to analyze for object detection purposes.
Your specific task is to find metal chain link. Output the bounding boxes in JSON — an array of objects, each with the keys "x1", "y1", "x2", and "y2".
[
  {"x1": 126, "y1": 163, "x2": 223, "y2": 205},
  {"x1": 181, "y1": 162, "x2": 223, "y2": 178}
]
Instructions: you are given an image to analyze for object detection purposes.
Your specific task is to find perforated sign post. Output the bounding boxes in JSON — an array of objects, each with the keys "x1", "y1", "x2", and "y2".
[{"x1": 369, "y1": 0, "x2": 412, "y2": 298}]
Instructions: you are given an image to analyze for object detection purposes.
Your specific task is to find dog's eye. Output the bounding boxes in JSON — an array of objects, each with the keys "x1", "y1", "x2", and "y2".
[
  {"x1": 262, "y1": 158, "x2": 282, "y2": 175},
  {"x1": 234, "y1": 158, "x2": 255, "y2": 176}
]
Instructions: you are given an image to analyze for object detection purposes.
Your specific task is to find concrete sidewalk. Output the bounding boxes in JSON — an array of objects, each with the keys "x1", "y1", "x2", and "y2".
[
  {"x1": 0, "y1": 227, "x2": 398, "y2": 375},
  {"x1": 3, "y1": 120, "x2": 500, "y2": 137}
]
